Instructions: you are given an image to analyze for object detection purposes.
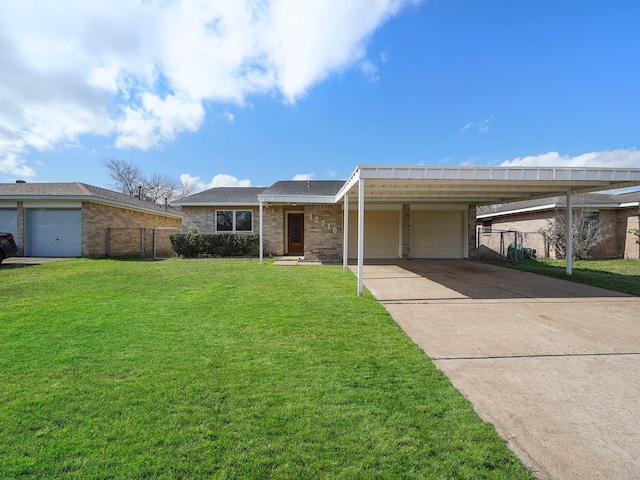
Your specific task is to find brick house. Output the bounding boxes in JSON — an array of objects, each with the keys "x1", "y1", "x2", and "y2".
[
  {"x1": 177, "y1": 181, "x2": 346, "y2": 260},
  {"x1": 175, "y1": 166, "x2": 640, "y2": 282},
  {"x1": 0, "y1": 182, "x2": 183, "y2": 258},
  {"x1": 477, "y1": 191, "x2": 640, "y2": 259}
]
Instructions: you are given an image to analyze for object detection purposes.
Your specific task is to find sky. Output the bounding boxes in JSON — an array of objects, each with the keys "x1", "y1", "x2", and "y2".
[{"x1": 1, "y1": 0, "x2": 639, "y2": 192}]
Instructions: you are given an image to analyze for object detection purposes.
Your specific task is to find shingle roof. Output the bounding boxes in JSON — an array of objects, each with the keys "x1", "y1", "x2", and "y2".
[
  {"x1": 478, "y1": 190, "x2": 640, "y2": 217},
  {"x1": 261, "y1": 180, "x2": 345, "y2": 197},
  {"x1": 174, "y1": 181, "x2": 346, "y2": 205},
  {"x1": 614, "y1": 190, "x2": 640, "y2": 204},
  {"x1": 174, "y1": 187, "x2": 266, "y2": 205},
  {"x1": 0, "y1": 182, "x2": 182, "y2": 217}
]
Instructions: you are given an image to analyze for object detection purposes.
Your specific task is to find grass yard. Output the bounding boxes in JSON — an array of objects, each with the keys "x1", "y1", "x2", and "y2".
[
  {"x1": 0, "y1": 258, "x2": 533, "y2": 479},
  {"x1": 499, "y1": 258, "x2": 640, "y2": 296}
]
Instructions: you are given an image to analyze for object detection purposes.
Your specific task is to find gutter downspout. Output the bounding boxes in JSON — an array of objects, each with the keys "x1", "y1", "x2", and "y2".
[{"x1": 566, "y1": 191, "x2": 573, "y2": 275}]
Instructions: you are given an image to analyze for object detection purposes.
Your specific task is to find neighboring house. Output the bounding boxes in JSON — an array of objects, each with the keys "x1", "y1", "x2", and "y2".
[
  {"x1": 476, "y1": 191, "x2": 640, "y2": 259},
  {"x1": 174, "y1": 166, "x2": 640, "y2": 266},
  {"x1": 0, "y1": 182, "x2": 183, "y2": 258}
]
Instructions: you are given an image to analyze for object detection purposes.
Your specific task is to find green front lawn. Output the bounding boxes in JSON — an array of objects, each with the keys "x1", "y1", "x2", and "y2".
[
  {"x1": 500, "y1": 258, "x2": 640, "y2": 296},
  {"x1": 1, "y1": 259, "x2": 532, "y2": 479}
]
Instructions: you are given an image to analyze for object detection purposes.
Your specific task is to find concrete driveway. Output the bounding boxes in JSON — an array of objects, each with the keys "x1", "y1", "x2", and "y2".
[
  {"x1": 0, "y1": 256, "x2": 68, "y2": 268},
  {"x1": 353, "y1": 260, "x2": 640, "y2": 480}
]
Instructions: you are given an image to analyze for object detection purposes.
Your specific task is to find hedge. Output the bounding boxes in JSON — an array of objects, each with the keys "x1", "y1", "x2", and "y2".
[{"x1": 170, "y1": 232, "x2": 259, "y2": 258}]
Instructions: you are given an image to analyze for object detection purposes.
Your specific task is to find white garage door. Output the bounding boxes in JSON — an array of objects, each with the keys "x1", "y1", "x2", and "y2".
[
  {"x1": 348, "y1": 210, "x2": 400, "y2": 259},
  {"x1": 29, "y1": 209, "x2": 82, "y2": 257},
  {"x1": 411, "y1": 210, "x2": 464, "y2": 258},
  {"x1": 0, "y1": 209, "x2": 17, "y2": 234}
]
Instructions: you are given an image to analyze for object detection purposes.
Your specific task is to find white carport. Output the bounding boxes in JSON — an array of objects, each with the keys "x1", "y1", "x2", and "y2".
[{"x1": 335, "y1": 166, "x2": 640, "y2": 296}]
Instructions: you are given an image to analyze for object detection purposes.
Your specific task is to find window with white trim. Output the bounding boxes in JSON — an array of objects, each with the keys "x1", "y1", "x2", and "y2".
[{"x1": 216, "y1": 210, "x2": 253, "y2": 232}]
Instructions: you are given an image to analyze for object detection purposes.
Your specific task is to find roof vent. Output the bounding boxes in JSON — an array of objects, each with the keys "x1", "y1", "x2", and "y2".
[{"x1": 16, "y1": 180, "x2": 26, "y2": 183}]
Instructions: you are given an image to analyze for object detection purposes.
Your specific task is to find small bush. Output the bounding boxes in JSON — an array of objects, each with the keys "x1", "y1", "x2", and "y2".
[{"x1": 170, "y1": 232, "x2": 259, "y2": 258}]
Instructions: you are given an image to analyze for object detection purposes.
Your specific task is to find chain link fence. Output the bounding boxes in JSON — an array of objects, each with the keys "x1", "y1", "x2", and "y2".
[
  {"x1": 106, "y1": 227, "x2": 179, "y2": 259},
  {"x1": 477, "y1": 228, "x2": 549, "y2": 262}
]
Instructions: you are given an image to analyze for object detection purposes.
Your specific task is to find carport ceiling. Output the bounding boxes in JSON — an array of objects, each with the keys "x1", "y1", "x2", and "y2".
[{"x1": 337, "y1": 166, "x2": 640, "y2": 206}]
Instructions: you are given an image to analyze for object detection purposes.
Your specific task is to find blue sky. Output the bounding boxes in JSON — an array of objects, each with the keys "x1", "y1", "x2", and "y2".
[{"x1": 1, "y1": 1, "x2": 639, "y2": 192}]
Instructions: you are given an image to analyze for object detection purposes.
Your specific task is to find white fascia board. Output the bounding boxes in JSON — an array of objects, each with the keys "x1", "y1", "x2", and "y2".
[
  {"x1": 355, "y1": 165, "x2": 640, "y2": 183},
  {"x1": 174, "y1": 202, "x2": 260, "y2": 207},
  {"x1": 334, "y1": 168, "x2": 361, "y2": 202},
  {"x1": 620, "y1": 202, "x2": 640, "y2": 208},
  {"x1": 477, "y1": 202, "x2": 626, "y2": 219},
  {"x1": 90, "y1": 199, "x2": 183, "y2": 218},
  {"x1": 258, "y1": 195, "x2": 335, "y2": 204},
  {"x1": 4, "y1": 194, "x2": 182, "y2": 218},
  {"x1": 477, "y1": 204, "x2": 559, "y2": 219}
]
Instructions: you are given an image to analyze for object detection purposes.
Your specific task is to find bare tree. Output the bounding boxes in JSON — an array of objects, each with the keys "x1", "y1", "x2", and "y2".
[
  {"x1": 102, "y1": 158, "x2": 200, "y2": 204},
  {"x1": 101, "y1": 158, "x2": 144, "y2": 197},
  {"x1": 143, "y1": 172, "x2": 179, "y2": 204},
  {"x1": 629, "y1": 209, "x2": 640, "y2": 245},
  {"x1": 177, "y1": 175, "x2": 201, "y2": 200},
  {"x1": 540, "y1": 208, "x2": 611, "y2": 260}
]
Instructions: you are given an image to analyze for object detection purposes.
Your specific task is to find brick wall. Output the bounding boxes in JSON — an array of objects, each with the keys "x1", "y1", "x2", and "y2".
[
  {"x1": 303, "y1": 204, "x2": 343, "y2": 261},
  {"x1": 480, "y1": 207, "x2": 639, "y2": 259},
  {"x1": 402, "y1": 204, "x2": 410, "y2": 259},
  {"x1": 82, "y1": 202, "x2": 182, "y2": 257},
  {"x1": 622, "y1": 208, "x2": 640, "y2": 259},
  {"x1": 467, "y1": 205, "x2": 477, "y2": 259},
  {"x1": 262, "y1": 206, "x2": 284, "y2": 256},
  {"x1": 181, "y1": 205, "x2": 260, "y2": 233}
]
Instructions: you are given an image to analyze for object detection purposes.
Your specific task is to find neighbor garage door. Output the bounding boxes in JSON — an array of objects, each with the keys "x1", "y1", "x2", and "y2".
[
  {"x1": 348, "y1": 210, "x2": 400, "y2": 259},
  {"x1": 411, "y1": 210, "x2": 464, "y2": 258},
  {"x1": 0, "y1": 209, "x2": 17, "y2": 234},
  {"x1": 28, "y1": 209, "x2": 82, "y2": 257}
]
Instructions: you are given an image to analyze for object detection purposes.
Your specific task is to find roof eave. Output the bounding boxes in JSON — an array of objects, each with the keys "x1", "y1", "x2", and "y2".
[{"x1": 259, "y1": 194, "x2": 336, "y2": 204}]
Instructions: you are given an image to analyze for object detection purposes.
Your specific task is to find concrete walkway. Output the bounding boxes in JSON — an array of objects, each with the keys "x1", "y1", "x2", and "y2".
[{"x1": 353, "y1": 260, "x2": 640, "y2": 480}]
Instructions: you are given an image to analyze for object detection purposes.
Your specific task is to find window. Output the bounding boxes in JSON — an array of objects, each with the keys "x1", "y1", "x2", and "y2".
[
  {"x1": 216, "y1": 210, "x2": 253, "y2": 232},
  {"x1": 482, "y1": 220, "x2": 492, "y2": 234}
]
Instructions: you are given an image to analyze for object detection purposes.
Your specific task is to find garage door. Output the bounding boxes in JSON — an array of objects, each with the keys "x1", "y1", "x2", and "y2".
[
  {"x1": 348, "y1": 210, "x2": 400, "y2": 259},
  {"x1": 28, "y1": 209, "x2": 82, "y2": 257},
  {"x1": 0, "y1": 209, "x2": 17, "y2": 234},
  {"x1": 411, "y1": 210, "x2": 464, "y2": 258}
]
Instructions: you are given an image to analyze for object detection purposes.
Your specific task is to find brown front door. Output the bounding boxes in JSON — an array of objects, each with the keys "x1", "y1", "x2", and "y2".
[{"x1": 287, "y1": 213, "x2": 304, "y2": 254}]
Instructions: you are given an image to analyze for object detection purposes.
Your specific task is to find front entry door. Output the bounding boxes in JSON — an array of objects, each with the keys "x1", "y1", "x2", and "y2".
[{"x1": 287, "y1": 213, "x2": 304, "y2": 254}]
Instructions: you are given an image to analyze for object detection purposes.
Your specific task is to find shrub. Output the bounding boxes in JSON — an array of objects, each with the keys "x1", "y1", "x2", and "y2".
[{"x1": 170, "y1": 232, "x2": 259, "y2": 258}]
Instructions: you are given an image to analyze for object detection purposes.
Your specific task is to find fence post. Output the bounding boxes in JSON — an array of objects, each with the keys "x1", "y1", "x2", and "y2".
[
  {"x1": 107, "y1": 227, "x2": 111, "y2": 257},
  {"x1": 140, "y1": 228, "x2": 145, "y2": 259}
]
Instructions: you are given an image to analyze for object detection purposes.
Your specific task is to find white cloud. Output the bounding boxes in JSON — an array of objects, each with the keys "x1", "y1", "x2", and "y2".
[
  {"x1": 208, "y1": 173, "x2": 252, "y2": 188},
  {"x1": 180, "y1": 173, "x2": 207, "y2": 193},
  {"x1": 223, "y1": 111, "x2": 235, "y2": 123},
  {"x1": 0, "y1": 153, "x2": 36, "y2": 179},
  {"x1": 0, "y1": 0, "x2": 422, "y2": 174},
  {"x1": 179, "y1": 172, "x2": 253, "y2": 191},
  {"x1": 359, "y1": 59, "x2": 379, "y2": 83},
  {"x1": 500, "y1": 148, "x2": 640, "y2": 168},
  {"x1": 461, "y1": 115, "x2": 494, "y2": 135},
  {"x1": 325, "y1": 169, "x2": 338, "y2": 178},
  {"x1": 293, "y1": 173, "x2": 314, "y2": 181}
]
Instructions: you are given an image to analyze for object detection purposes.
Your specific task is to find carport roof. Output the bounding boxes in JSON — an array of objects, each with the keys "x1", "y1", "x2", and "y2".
[{"x1": 335, "y1": 166, "x2": 640, "y2": 205}]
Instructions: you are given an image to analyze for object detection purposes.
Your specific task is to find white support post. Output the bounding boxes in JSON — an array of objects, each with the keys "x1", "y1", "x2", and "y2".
[
  {"x1": 566, "y1": 191, "x2": 573, "y2": 275},
  {"x1": 259, "y1": 200, "x2": 264, "y2": 264},
  {"x1": 343, "y1": 194, "x2": 349, "y2": 272},
  {"x1": 357, "y1": 179, "x2": 365, "y2": 297}
]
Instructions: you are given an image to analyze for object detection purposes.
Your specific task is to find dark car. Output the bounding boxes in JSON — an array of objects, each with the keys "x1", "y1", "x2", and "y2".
[{"x1": 0, "y1": 232, "x2": 18, "y2": 264}]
